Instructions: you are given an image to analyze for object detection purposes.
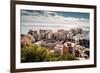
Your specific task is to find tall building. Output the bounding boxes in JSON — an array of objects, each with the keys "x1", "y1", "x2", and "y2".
[{"x1": 54, "y1": 42, "x2": 64, "y2": 55}]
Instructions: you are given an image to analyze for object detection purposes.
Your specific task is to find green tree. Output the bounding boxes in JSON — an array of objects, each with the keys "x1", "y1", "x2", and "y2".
[
  {"x1": 21, "y1": 44, "x2": 38, "y2": 62},
  {"x1": 21, "y1": 44, "x2": 48, "y2": 62},
  {"x1": 21, "y1": 44, "x2": 77, "y2": 62},
  {"x1": 58, "y1": 53, "x2": 77, "y2": 61},
  {"x1": 44, "y1": 53, "x2": 58, "y2": 61}
]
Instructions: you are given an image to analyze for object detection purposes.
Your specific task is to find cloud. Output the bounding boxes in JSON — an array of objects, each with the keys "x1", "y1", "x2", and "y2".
[
  {"x1": 21, "y1": 10, "x2": 42, "y2": 16},
  {"x1": 21, "y1": 10, "x2": 89, "y2": 27}
]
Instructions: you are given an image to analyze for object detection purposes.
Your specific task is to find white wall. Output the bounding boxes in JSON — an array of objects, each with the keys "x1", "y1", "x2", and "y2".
[{"x1": 0, "y1": 0, "x2": 100, "y2": 73}]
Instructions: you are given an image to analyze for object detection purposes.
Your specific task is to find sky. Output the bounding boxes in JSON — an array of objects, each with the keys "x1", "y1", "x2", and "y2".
[{"x1": 20, "y1": 10, "x2": 90, "y2": 34}]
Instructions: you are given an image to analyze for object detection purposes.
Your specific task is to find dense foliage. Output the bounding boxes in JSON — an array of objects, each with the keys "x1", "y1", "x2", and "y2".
[
  {"x1": 58, "y1": 54, "x2": 77, "y2": 61},
  {"x1": 21, "y1": 44, "x2": 77, "y2": 62}
]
